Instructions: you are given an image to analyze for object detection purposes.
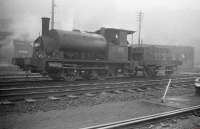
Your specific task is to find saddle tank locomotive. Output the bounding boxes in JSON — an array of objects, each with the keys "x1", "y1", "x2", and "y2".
[{"x1": 14, "y1": 17, "x2": 181, "y2": 81}]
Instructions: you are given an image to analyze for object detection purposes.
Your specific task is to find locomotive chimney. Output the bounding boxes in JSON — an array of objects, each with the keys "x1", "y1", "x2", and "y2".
[{"x1": 41, "y1": 17, "x2": 50, "y2": 36}]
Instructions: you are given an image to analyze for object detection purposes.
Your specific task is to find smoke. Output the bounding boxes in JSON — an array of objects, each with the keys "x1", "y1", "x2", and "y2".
[
  {"x1": 0, "y1": 38, "x2": 14, "y2": 63},
  {"x1": 10, "y1": 14, "x2": 41, "y2": 40},
  {"x1": 0, "y1": 14, "x2": 40, "y2": 63},
  {"x1": 142, "y1": 10, "x2": 200, "y2": 45},
  {"x1": 1, "y1": 0, "x2": 200, "y2": 44},
  {"x1": 0, "y1": 0, "x2": 200, "y2": 66}
]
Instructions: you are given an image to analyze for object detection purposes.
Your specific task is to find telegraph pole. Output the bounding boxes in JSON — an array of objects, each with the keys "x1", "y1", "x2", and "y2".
[
  {"x1": 137, "y1": 10, "x2": 143, "y2": 47},
  {"x1": 51, "y1": 0, "x2": 55, "y2": 30}
]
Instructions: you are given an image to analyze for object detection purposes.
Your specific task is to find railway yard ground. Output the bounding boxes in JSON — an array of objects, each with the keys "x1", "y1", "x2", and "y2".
[
  {"x1": 0, "y1": 64, "x2": 200, "y2": 129},
  {"x1": 1, "y1": 1, "x2": 200, "y2": 128},
  {"x1": 1, "y1": 94, "x2": 200, "y2": 129}
]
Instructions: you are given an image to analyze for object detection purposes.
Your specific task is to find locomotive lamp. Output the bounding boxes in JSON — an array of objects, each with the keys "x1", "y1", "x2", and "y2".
[
  {"x1": 48, "y1": 62, "x2": 63, "y2": 68},
  {"x1": 195, "y1": 77, "x2": 200, "y2": 95}
]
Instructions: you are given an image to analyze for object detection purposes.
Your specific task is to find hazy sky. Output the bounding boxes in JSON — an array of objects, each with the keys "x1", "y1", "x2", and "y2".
[{"x1": 1, "y1": 0, "x2": 200, "y2": 46}]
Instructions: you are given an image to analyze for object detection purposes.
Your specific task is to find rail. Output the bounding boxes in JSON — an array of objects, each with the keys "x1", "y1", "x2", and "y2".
[
  {"x1": 81, "y1": 105, "x2": 200, "y2": 129},
  {"x1": 0, "y1": 77, "x2": 195, "y2": 101}
]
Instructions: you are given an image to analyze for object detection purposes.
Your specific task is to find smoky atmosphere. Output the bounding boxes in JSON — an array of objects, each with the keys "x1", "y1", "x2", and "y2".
[
  {"x1": 0, "y1": 1, "x2": 200, "y2": 129},
  {"x1": 0, "y1": 0, "x2": 200, "y2": 66}
]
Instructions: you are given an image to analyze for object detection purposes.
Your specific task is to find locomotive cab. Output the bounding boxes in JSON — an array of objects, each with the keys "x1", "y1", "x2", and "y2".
[
  {"x1": 96, "y1": 27, "x2": 134, "y2": 46},
  {"x1": 96, "y1": 27, "x2": 135, "y2": 62},
  {"x1": 95, "y1": 28, "x2": 136, "y2": 77}
]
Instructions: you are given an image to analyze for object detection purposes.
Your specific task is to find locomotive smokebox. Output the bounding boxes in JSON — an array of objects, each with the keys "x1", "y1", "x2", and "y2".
[{"x1": 42, "y1": 17, "x2": 50, "y2": 36}]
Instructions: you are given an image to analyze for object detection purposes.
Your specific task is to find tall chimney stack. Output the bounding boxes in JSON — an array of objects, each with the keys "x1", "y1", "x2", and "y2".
[{"x1": 42, "y1": 17, "x2": 50, "y2": 36}]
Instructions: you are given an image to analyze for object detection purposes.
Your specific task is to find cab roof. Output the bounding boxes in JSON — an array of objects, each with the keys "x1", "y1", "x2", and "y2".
[{"x1": 97, "y1": 27, "x2": 136, "y2": 34}]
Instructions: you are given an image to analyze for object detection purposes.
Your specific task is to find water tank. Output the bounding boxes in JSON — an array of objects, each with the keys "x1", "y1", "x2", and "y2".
[{"x1": 48, "y1": 30, "x2": 107, "y2": 53}]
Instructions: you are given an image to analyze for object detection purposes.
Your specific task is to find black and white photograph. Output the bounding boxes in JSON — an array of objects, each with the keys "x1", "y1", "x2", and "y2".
[{"x1": 0, "y1": 0, "x2": 200, "y2": 128}]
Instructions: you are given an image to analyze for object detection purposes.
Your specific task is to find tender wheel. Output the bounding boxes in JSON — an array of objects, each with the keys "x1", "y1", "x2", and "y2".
[
  {"x1": 61, "y1": 70, "x2": 77, "y2": 81},
  {"x1": 62, "y1": 75, "x2": 76, "y2": 81},
  {"x1": 49, "y1": 72, "x2": 63, "y2": 80},
  {"x1": 144, "y1": 66, "x2": 157, "y2": 78},
  {"x1": 82, "y1": 71, "x2": 91, "y2": 80},
  {"x1": 97, "y1": 70, "x2": 107, "y2": 80},
  {"x1": 97, "y1": 74, "x2": 106, "y2": 80}
]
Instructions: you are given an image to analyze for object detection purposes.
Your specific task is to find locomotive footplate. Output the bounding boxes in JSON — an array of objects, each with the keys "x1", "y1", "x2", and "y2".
[{"x1": 46, "y1": 61, "x2": 108, "y2": 81}]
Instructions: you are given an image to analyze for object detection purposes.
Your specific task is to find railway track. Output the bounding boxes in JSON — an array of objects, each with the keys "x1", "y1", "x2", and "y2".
[
  {"x1": 0, "y1": 77, "x2": 153, "y2": 89},
  {"x1": 0, "y1": 74, "x2": 51, "y2": 83},
  {"x1": 0, "y1": 77, "x2": 195, "y2": 102},
  {"x1": 0, "y1": 72, "x2": 199, "y2": 84},
  {"x1": 0, "y1": 73, "x2": 198, "y2": 86},
  {"x1": 81, "y1": 105, "x2": 200, "y2": 129}
]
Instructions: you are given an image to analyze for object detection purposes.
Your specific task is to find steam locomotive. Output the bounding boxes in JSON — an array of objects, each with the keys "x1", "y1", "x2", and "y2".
[{"x1": 13, "y1": 17, "x2": 181, "y2": 81}]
